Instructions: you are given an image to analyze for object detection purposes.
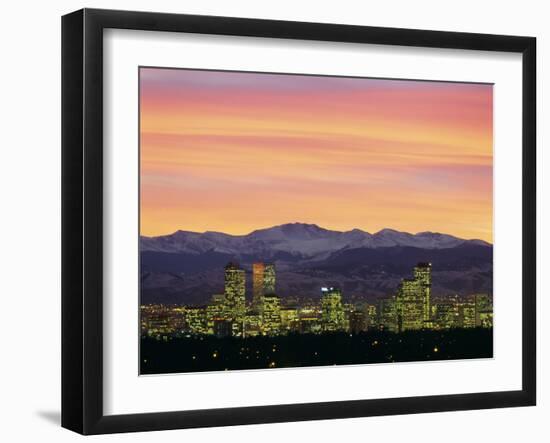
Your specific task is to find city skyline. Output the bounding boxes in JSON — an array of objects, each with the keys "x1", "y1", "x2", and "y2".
[
  {"x1": 141, "y1": 258, "x2": 493, "y2": 373},
  {"x1": 141, "y1": 259, "x2": 493, "y2": 340},
  {"x1": 140, "y1": 68, "x2": 493, "y2": 242}
]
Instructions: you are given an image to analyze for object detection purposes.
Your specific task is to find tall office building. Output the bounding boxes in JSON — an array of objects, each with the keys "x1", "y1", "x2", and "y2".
[
  {"x1": 252, "y1": 262, "x2": 265, "y2": 310},
  {"x1": 396, "y1": 262, "x2": 432, "y2": 331},
  {"x1": 432, "y1": 295, "x2": 459, "y2": 329},
  {"x1": 261, "y1": 294, "x2": 281, "y2": 335},
  {"x1": 252, "y1": 262, "x2": 276, "y2": 312},
  {"x1": 414, "y1": 262, "x2": 432, "y2": 324},
  {"x1": 224, "y1": 262, "x2": 246, "y2": 322},
  {"x1": 396, "y1": 278, "x2": 425, "y2": 331},
  {"x1": 185, "y1": 306, "x2": 207, "y2": 334},
  {"x1": 206, "y1": 294, "x2": 226, "y2": 335},
  {"x1": 378, "y1": 296, "x2": 397, "y2": 331},
  {"x1": 363, "y1": 304, "x2": 377, "y2": 329},
  {"x1": 263, "y1": 263, "x2": 276, "y2": 295},
  {"x1": 320, "y1": 287, "x2": 345, "y2": 332}
]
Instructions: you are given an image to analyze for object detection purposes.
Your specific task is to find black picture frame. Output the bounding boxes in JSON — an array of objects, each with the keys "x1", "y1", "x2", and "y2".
[{"x1": 61, "y1": 8, "x2": 536, "y2": 435}]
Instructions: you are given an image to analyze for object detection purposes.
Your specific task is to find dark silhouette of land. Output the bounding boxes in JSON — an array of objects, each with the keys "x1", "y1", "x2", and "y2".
[{"x1": 140, "y1": 328, "x2": 493, "y2": 374}]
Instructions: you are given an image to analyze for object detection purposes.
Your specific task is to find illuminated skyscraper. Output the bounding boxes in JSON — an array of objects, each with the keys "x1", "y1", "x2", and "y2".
[
  {"x1": 252, "y1": 262, "x2": 265, "y2": 310},
  {"x1": 261, "y1": 294, "x2": 281, "y2": 335},
  {"x1": 432, "y1": 295, "x2": 459, "y2": 329},
  {"x1": 264, "y1": 263, "x2": 276, "y2": 295},
  {"x1": 185, "y1": 306, "x2": 207, "y2": 334},
  {"x1": 395, "y1": 263, "x2": 432, "y2": 331},
  {"x1": 396, "y1": 279, "x2": 425, "y2": 331},
  {"x1": 224, "y1": 262, "x2": 246, "y2": 322},
  {"x1": 206, "y1": 294, "x2": 226, "y2": 334},
  {"x1": 320, "y1": 287, "x2": 345, "y2": 332},
  {"x1": 414, "y1": 262, "x2": 432, "y2": 324},
  {"x1": 363, "y1": 304, "x2": 377, "y2": 329},
  {"x1": 378, "y1": 296, "x2": 397, "y2": 331},
  {"x1": 252, "y1": 262, "x2": 276, "y2": 313}
]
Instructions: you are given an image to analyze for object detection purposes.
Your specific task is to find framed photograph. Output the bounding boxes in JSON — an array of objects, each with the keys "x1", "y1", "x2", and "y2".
[{"x1": 61, "y1": 8, "x2": 536, "y2": 434}]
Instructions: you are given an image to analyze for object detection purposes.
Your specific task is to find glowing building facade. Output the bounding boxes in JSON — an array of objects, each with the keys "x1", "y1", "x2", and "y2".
[
  {"x1": 396, "y1": 279, "x2": 424, "y2": 331},
  {"x1": 243, "y1": 313, "x2": 262, "y2": 337},
  {"x1": 396, "y1": 262, "x2": 432, "y2": 331},
  {"x1": 263, "y1": 263, "x2": 276, "y2": 295},
  {"x1": 414, "y1": 262, "x2": 432, "y2": 324},
  {"x1": 432, "y1": 295, "x2": 460, "y2": 329},
  {"x1": 298, "y1": 307, "x2": 322, "y2": 334},
  {"x1": 206, "y1": 294, "x2": 226, "y2": 334},
  {"x1": 320, "y1": 287, "x2": 345, "y2": 332},
  {"x1": 378, "y1": 296, "x2": 397, "y2": 332},
  {"x1": 185, "y1": 306, "x2": 207, "y2": 334},
  {"x1": 261, "y1": 294, "x2": 282, "y2": 335},
  {"x1": 252, "y1": 262, "x2": 265, "y2": 311},
  {"x1": 141, "y1": 261, "x2": 493, "y2": 340},
  {"x1": 280, "y1": 307, "x2": 300, "y2": 332},
  {"x1": 223, "y1": 262, "x2": 246, "y2": 336},
  {"x1": 363, "y1": 304, "x2": 377, "y2": 329},
  {"x1": 252, "y1": 262, "x2": 276, "y2": 313},
  {"x1": 458, "y1": 299, "x2": 476, "y2": 328}
]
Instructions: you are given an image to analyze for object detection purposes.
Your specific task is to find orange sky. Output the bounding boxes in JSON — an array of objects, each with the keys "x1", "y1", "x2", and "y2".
[{"x1": 140, "y1": 68, "x2": 493, "y2": 242}]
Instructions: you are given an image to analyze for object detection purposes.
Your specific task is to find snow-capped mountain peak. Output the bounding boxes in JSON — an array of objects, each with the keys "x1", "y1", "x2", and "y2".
[{"x1": 140, "y1": 222, "x2": 490, "y2": 257}]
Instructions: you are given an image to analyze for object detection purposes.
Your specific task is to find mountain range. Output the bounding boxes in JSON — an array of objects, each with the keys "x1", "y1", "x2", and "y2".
[
  {"x1": 141, "y1": 222, "x2": 490, "y2": 256},
  {"x1": 140, "y1": 223, "x2": 492, "y2": 305}
]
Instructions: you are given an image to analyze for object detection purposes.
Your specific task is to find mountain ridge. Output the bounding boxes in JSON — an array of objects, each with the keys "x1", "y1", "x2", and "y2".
[
  {"x1": 140, "y1": 222, "x2": 491, "y2": 257},
  {"x1": 139, "y1": 223, "x2": 492, "y2": 305}
]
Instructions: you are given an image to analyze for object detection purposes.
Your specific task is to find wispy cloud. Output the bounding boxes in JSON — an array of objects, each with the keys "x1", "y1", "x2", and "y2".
[{"x1": 140, "y1": 68, "x2": 493, "y2": 242}]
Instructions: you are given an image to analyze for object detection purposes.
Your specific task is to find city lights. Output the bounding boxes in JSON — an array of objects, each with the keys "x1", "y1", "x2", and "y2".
[{"x1": 141, "y1": 261, "x2": 493, "y2": 340}]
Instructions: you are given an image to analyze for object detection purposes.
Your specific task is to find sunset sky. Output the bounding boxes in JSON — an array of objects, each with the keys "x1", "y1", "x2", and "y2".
[{"x1": 140, "y1": 68, "x2": 493, "y2": 242}]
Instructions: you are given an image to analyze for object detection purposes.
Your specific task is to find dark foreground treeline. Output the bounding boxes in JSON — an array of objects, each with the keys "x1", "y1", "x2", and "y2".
[{"x1": 140, "y1": 328, "x2": 493, "y2": 375}]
